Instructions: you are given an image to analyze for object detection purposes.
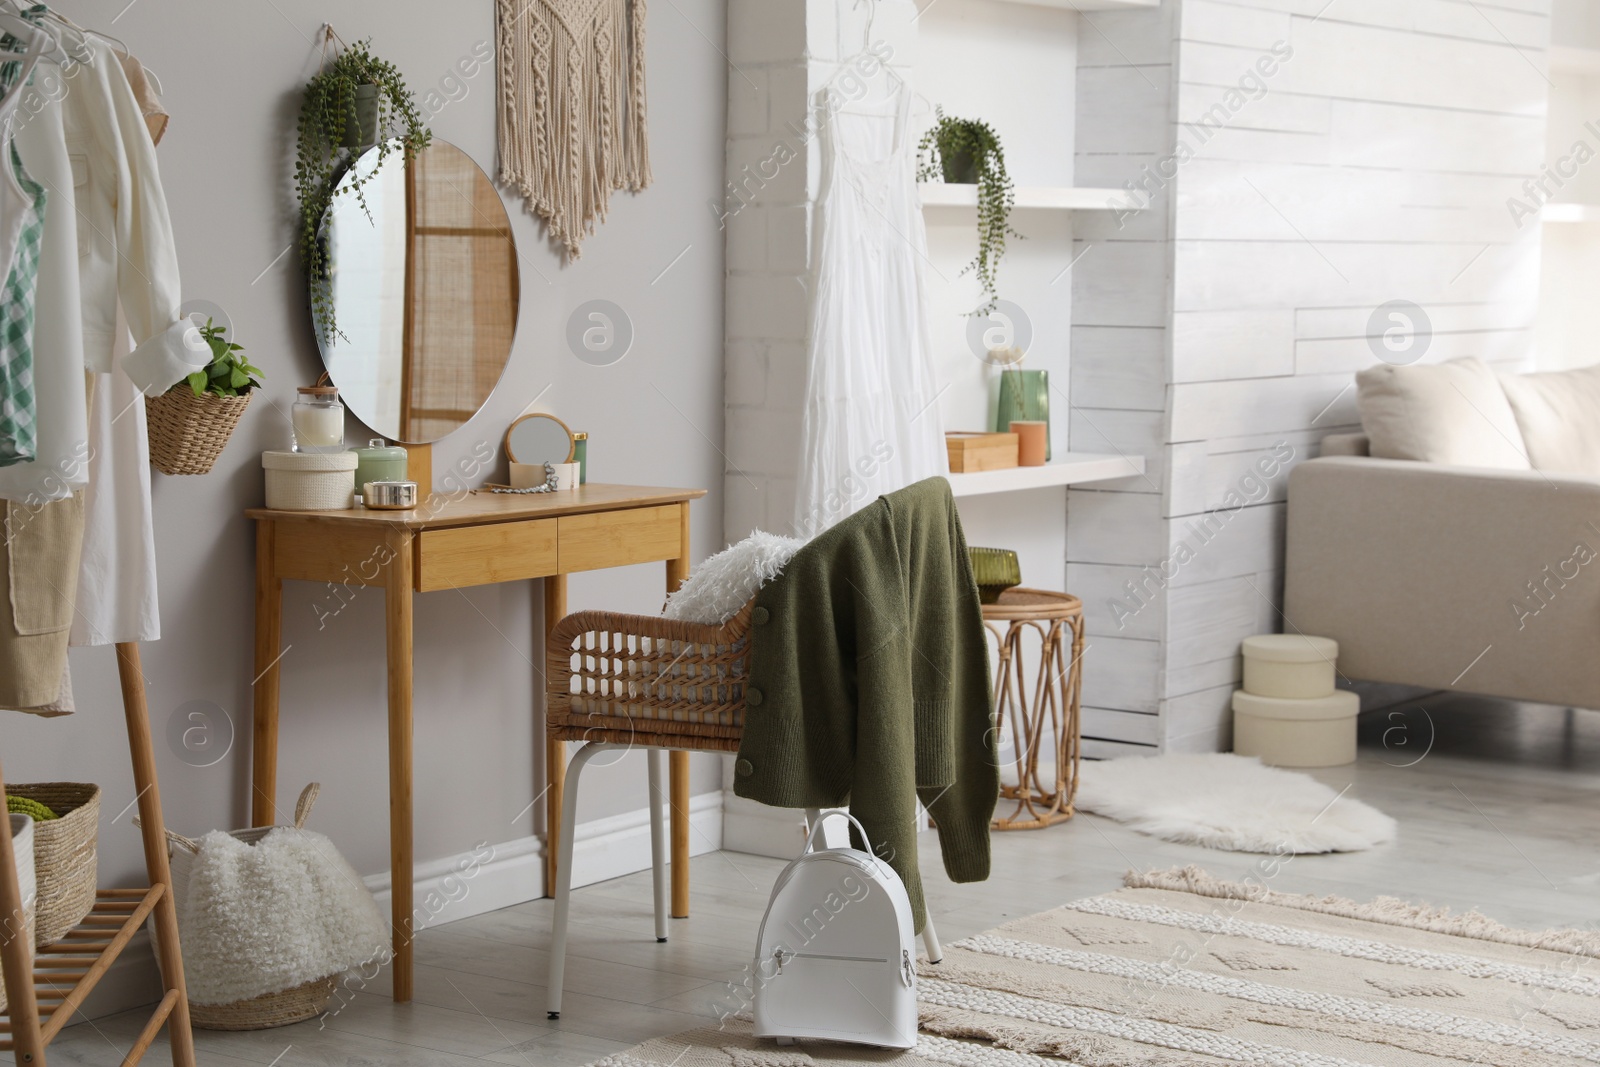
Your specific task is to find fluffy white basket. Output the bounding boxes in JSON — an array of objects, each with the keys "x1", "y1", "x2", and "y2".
[{"x1": 262, "y1": 450, "x2": 357, "y2": 511}]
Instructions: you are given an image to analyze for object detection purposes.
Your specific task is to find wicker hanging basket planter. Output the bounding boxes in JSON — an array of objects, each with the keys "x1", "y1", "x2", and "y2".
[{"x1": 146, "y1": 388, "x2": 252, "y2": 476}]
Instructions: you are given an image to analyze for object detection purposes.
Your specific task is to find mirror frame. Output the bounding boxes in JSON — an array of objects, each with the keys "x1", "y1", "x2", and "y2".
[{"x1": 504, "y1": 412, "x2": 575, "y2": 466}]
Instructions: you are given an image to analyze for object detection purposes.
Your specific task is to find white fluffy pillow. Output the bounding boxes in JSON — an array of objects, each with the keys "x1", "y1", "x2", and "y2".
[
  {"x1": 663, "y1": 530, "x2": 806, "y2": 624},
  {"x1": 1355, "y1": 357, "x2": 1529, "y2": 469},
  {"x1": 1497, "y1": 362, "x2": 1600, "y2": 475}
]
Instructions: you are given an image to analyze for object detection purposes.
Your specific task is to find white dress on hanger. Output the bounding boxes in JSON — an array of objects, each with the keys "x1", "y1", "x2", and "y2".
[{"x1": 793, "y1": 84, "x2": 947, "y2": 539}]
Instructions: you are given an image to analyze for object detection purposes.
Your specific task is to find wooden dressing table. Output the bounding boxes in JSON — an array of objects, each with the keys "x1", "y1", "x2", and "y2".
[{"x1": 248, "y1": 483, "x2": 706, "y2": 1002}]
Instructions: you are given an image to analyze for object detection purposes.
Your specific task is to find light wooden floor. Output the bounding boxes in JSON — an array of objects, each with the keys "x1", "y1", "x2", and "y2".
[{"x1": 47, "y1": 694, "x2": 1600, "y2": 1066}]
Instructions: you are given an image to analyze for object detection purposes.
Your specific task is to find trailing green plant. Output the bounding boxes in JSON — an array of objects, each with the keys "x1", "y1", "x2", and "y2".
[
  {"x1": 916, "y1": 108, "x2": 1021, "y2": 314},
  {"x1": 183, "y1": 319, "x2": 264, "y2": 399},
  {"x1": 296, "y1": 37, "x2": 431, "y2": 344}
]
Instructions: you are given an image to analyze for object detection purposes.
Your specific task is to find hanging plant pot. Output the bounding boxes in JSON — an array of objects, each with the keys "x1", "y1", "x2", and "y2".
[
  {"x1": 941, "y1": 149, "x2": 978, "y2": 184},
  {"x1": 146, "y1": 389, "x2": 252, "y2": 476},
  {"x1": 341, "y1": 82, "x2": 381, "y2": 149}
]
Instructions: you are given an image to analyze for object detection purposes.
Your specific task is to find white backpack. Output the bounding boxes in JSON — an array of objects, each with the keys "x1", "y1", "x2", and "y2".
[{"x1": 752, "y1": 812, "x2": 918, "y2": 1049}]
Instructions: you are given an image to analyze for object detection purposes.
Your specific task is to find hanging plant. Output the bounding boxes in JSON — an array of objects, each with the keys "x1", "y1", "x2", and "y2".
[
  {"x1": 296, "y1": 33, "x2": 431, "y2": 345},
  {"x1": 916, "y1": 108, "x2": 1022, "y2": 315}
]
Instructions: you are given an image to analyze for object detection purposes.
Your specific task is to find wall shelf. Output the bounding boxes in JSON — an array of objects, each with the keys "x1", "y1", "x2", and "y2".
[
  {"x1": 946, "y1": 452, "x2": 1145, "y2": 498},
  {"x1": 984, "y1": 0, "x2": 1160, "y2": 10},
  {"x1": 919, "y1": 183, "x2": 1133, "y2": 212},
  {"x1": 1542, "y1": 203, "x2": 1600, "y2": 223}
]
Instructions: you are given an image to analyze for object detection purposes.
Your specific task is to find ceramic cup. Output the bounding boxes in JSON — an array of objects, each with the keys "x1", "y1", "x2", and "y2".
[
  {"x1": 553, "y1": 462, "x2": 581, "y2": 491},
  {"x1": 1011, "y1": 420, "x2": 1048, "y2": 466}
]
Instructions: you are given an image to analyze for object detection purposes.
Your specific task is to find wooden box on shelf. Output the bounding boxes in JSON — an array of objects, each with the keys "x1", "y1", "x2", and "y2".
[{"x1": 946, "y1": 431, "x2": 1019, "y2": 472}]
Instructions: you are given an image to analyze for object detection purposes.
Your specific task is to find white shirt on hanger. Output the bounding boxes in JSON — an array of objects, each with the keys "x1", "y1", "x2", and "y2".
[{"x1": 3, "y1": 36, "x2": 191, "y2": 504}]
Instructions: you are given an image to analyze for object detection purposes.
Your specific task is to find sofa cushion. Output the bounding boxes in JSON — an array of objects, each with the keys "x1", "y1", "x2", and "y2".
[
  {"x1": 1497, "y1": 363, "x2": 1600, "y2": 475},
  {"x1": 1355, "y1": 357, "x2": 1530, "y2": 469}
]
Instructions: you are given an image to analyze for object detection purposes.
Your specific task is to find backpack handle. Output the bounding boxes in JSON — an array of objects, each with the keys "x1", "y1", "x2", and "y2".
[{"x1": 802, "y1": 810, "x2": 872, "y2": 856}]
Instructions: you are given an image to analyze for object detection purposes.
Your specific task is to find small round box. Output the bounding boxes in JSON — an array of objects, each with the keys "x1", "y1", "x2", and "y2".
[
  {"x1": 1232, "y1": 689, "x2": 1359, "y2": 767},
  {"x1": 1241, "y1": 634, "x2": 1338, "y2": 699},
  {"x1": 262, "y1": 449, "x2": 357, "y2": 510}
]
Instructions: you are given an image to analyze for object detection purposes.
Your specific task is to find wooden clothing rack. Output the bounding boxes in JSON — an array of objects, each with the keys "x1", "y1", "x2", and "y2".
[{"x1": 0, "y1": 643, "x2": 195, "y2": 1065}]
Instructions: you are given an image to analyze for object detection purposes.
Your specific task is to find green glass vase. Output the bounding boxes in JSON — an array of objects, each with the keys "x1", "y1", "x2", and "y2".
[{"x1": 993, "y1": 369, "x2": 1050, "y2": 461}]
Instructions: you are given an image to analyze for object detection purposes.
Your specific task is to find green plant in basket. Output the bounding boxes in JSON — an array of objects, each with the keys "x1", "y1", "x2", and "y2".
[
  {"x1": 185, "y1": 319, "x2": 263, "y2": 399},
  {"x1": 916, "y1": 108, "x2": 1022, "y2": 315}
]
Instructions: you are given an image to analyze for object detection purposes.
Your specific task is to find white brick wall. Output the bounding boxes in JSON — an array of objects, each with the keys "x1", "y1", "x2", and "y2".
[{"x1": 721, "y1": 0, "x2": 916, "y2": 543}]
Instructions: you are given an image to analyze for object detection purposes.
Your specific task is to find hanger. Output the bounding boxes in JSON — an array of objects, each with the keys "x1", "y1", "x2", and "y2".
[
  {"x1": 837, "y1": 0, "x2": 905, "y2": 98},
  {"x1": 0, "y1": 12, "x2": 69, "y2": 66}
]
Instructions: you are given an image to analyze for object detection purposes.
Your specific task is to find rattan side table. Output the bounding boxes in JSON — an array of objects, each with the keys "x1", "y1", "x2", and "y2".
[{"x1": 982, "y1": 587, "x2": 1085, "y2": 830}]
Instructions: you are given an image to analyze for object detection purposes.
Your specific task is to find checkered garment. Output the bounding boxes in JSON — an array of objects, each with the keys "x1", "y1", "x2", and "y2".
[{"x1": 0, "y1": 25, "x2": 48, "y2": 467}]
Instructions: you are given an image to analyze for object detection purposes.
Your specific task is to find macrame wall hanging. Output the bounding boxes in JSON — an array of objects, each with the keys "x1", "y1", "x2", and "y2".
[{"x1": 496, "y1": 0, "x2": 651, "y2": 258}]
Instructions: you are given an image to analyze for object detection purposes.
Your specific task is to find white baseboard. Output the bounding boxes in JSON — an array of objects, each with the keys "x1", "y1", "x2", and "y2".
[
  {"x1": 720, "y1": 792, "x2": 810, "y2": 858},
  {"x1": 364, "y1": 788, "x2": 724, "y2": 932},
  {"x1": 72, "y1": 790, "x2": 724, "y2": 1023},
  {"x1": 719, "y1": 791, "x2": 931, "y2": 859}
]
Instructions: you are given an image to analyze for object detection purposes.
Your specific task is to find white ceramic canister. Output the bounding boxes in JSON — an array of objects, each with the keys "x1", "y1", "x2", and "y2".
[{"x1": 262, "y1": 449, "x2": 358, "y2": 510}]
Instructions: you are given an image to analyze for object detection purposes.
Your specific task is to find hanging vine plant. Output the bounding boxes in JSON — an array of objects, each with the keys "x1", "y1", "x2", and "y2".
[
  {"x1": 296, "y1": 32, "x2": 431, "y2": 345},
  {"x1": 917, "y1": 108, "x2": 1021, "y2": 315}
]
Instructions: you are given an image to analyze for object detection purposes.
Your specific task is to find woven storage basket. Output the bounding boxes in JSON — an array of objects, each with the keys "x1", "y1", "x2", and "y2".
[
  {"x1": 262, "y1": 450, "x2": 357, "y2": 511},
  {"x1": 146, "y1": 388, "x2": 251, "y2": 475},
  {"x1": 155, "y1": 784, "x2": 338, "y2": 1030},
  {"x1": 8, "y1": 783, "x2": 98, "y2": 946},
  {"x1": 0, "y1": 814, "x2": 37, "y2": 1013}
]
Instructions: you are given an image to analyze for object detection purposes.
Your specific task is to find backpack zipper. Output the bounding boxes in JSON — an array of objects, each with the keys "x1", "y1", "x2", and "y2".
[{"x1": 773, "y1": 948, "x2": 889, "y2": 974}]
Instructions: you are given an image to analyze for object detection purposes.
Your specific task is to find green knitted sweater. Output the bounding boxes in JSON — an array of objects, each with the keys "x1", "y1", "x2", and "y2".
[{"x1": 733, "y1": 478, "x2": 997, "y2": 931}]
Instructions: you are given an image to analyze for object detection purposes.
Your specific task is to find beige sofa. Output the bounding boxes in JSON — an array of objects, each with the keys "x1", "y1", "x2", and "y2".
[{"x1": 1285, "y1": 357, "x2": 1600, "y2": 710}]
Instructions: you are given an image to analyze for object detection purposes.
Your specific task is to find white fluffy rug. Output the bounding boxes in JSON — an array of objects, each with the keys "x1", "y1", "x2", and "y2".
[{"x1": 1076, "y1": 753, "x2": 1396, "y2": 854}]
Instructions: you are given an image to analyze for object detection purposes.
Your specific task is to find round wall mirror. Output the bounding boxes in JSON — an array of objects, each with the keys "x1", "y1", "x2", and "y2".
[
  {"x1": 505, "y1": 413, "x2": 574, "y2": 466},
  {"x1": 316, "y1": 139, "x2": 520, "y2": 443}
]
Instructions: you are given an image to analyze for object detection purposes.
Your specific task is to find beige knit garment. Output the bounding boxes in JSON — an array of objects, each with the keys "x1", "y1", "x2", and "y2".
[{"x1": 496, "y1": 0, "x2": 651, "y2": 258}]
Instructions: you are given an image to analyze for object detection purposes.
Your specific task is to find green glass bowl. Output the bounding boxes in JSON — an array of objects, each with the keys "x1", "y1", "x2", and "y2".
[{"x1": 969, "y1": 547, "x2": 1021, "y2": 605}]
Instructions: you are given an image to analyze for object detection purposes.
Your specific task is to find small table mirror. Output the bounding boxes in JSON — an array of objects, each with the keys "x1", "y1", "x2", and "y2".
[{"x1": 506, "y1": 413, "x2": 574, "y2": 467}]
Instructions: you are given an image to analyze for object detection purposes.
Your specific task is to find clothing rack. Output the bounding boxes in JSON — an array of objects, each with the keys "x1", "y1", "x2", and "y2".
[{"x1": 0, "y1": 642, "x2": 196, "y2": 1066}]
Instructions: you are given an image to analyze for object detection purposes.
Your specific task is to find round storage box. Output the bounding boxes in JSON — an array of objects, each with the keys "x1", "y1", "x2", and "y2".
[
  {"x1": 1241, "y1": 634, "x2": 1338, "y2": 699},
  {"x1": 1232, "y1": 689, "x2": 1359, "y2": 767},
  {"x1": 262, "y1": 450, "x2": 357, "y2": 511}
]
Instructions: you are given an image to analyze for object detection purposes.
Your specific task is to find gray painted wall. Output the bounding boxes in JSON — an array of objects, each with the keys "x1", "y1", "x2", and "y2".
[{"x1": 9, "y1": 0, "x2": 727, "y2": 891}]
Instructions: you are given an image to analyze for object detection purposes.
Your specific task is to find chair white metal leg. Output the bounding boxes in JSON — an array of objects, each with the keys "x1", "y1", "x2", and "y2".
[
  {"x1": 647, "y1": 748, "x2": 669, "y2": 943},
  {"x1": 547, "y1": 741, "x2": 628, "y2": 1019},
  {"x1": 922, "y1": 917, "x2": 943, "y2": 963},
  {"x1": 804, "y1": 809, "x2": 944, "y2": 963}
]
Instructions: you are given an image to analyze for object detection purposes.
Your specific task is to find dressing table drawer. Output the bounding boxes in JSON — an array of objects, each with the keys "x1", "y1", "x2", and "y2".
[
  {"x1": 559, "y1": 505, "x2": 683, "y2": 573},
  {"x1": 416, "y1": 519, "x2": 558, "y2": 591}
]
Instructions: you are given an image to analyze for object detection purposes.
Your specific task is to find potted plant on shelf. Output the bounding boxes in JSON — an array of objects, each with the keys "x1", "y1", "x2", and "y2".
[
  {"x1": 296, "y1": 36, "x2": 430, "y2": 345},
  {"x1": 917, "y1": 108, "x2": 1022, "y2": 314},
  {"x1": 145, "y1": 318, "x2": 264, "y2": 476}
]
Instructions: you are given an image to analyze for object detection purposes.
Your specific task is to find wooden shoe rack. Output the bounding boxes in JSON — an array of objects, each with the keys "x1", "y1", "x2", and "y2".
[{"x1": 0, "y1": 644, "x2": 195, "y2": 1065}]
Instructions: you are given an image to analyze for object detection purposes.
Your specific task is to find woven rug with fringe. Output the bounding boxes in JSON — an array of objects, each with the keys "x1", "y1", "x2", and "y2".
[{"x1": 583, "y1": 867, "x2": 1600, "y2": 1067}]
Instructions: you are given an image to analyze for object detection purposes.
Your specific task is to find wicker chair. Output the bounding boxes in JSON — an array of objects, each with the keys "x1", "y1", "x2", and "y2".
[{"x1": 543, "y1": 600, "x2": 944, "y2": 1019}]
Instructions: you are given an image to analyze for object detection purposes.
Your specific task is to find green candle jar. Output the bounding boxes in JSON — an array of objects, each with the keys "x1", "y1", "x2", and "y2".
[{"x1": 351, "y1": 438, "x2": 409, "y2": 497}]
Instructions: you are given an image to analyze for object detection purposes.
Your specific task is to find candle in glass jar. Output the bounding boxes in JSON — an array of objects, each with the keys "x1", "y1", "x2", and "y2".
[{"x1": 292, "y1": 385, "x2": 345, "y2": 453}]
